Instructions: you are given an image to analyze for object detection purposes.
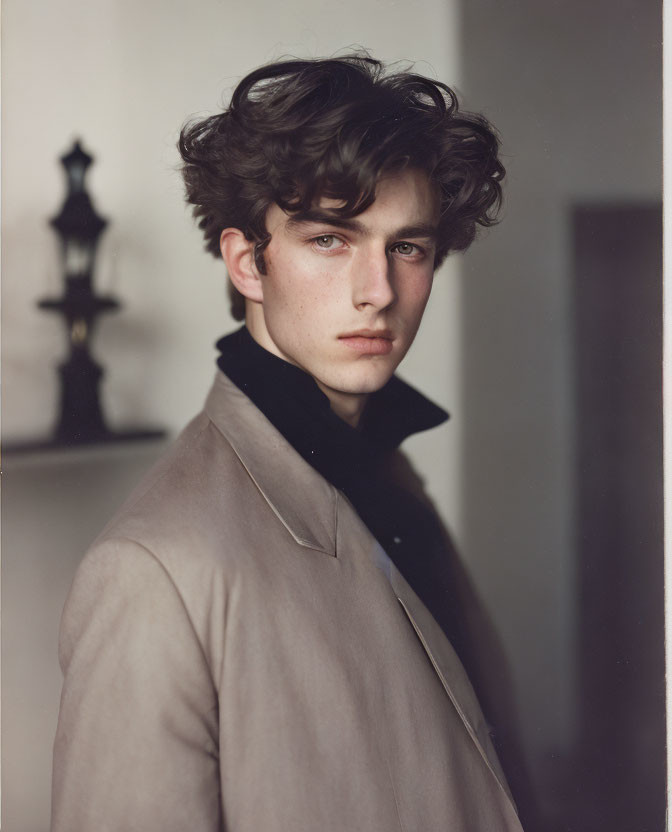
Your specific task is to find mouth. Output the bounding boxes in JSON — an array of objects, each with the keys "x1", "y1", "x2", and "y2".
[{"x1": 338, "y1": 329, "x2": 395, "y2": 356}]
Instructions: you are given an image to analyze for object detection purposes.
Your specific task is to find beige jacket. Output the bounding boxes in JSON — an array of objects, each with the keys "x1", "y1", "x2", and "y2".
[{"x1": 52, "y1": 371, "x2": 523, "y2": 831}]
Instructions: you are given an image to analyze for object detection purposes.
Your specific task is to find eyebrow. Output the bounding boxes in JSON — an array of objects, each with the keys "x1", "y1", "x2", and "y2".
[{"x1": 286, "y1": 210, "x2": 438, "y2": 242}]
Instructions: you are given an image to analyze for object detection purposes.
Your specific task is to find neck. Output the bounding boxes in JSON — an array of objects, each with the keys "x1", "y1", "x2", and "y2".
[{"x1": 315, "y1": 383, "x2": 369, "y2": 429}]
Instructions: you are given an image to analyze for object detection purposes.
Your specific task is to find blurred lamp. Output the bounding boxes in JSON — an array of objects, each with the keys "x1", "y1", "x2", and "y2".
[{"x1": 31, "y1": 139, "x2": 164, "y2": 448}]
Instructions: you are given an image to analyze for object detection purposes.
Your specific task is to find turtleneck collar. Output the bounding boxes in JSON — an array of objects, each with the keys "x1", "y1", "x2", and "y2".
[{"x1": 215, "y1": 326, "x2": 448, "y2": 490}]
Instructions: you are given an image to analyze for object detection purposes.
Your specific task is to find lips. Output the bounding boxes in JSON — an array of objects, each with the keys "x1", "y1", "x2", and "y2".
[{"x1": 338, "y1": 329, "x2": 395, "y2": 356}]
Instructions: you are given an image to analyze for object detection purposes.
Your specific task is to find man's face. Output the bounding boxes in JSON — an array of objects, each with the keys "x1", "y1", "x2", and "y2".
[{"x1": 249, "y1": 168, "x2": 439, "y2": 422}]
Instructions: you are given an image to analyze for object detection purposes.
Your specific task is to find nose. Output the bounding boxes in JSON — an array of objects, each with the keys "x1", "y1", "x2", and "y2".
[{"x1": 351, "y1": 247, "x2": 397, "y2": 311}]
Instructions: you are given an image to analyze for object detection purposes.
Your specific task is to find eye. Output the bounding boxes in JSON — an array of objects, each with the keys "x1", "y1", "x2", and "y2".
[
  {"x1": 311, "y1": 234, "x2": 346, "y2": 251},
  {"x1": 391, "y1": 242, "x2": 423, "y2": 257}
]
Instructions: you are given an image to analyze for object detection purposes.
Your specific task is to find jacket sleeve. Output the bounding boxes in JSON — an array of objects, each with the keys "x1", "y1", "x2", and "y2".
[{"x1": 51, "y1": 537, "x2": 222, "y2": 832}]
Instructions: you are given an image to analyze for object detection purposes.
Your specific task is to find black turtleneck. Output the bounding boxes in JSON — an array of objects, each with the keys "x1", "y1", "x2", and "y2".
[
  {"x1": 216, "y1": 326, "x2": 465, "y2": 654},
  {"x1": 216, "y1": 326, "x2": 447, "y2": 482}
]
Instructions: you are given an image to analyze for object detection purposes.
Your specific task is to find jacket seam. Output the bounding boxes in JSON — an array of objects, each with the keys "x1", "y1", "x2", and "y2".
[
  {"x1": 383, "y1": 747, "x2": 407, "y2": 832},
  {"x1": 112, "y1": 534, "x2": 219, "y2": 699}
]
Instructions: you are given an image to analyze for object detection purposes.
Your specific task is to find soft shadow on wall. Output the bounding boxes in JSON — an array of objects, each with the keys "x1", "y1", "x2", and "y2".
[{"x1": 458, "y1": 0, "x2": 663, "y2": 829}]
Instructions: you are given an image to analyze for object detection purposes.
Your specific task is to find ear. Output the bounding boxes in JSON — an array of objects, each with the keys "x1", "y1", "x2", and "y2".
[{"x1": 219, "y1": 228, "x2": 264, "y2": 304}]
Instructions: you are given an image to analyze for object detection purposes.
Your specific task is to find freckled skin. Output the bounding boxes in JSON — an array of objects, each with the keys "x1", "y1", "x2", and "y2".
[{"x1": 246, "y1": 168, "x2": 439, "y2": 426}]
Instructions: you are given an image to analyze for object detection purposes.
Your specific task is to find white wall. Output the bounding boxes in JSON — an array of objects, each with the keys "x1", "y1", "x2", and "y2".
[{"x1": 2, "y1": 0, "x2": 463, "y2": 525}]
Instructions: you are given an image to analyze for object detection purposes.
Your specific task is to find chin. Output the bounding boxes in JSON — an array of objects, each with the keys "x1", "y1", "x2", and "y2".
[{"x1": 332, "y1": 366, "x2": 397, "y2": 395}]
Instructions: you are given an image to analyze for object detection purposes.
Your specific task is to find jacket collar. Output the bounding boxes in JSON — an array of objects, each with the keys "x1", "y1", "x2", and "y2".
[{"x1": 204, "y1": 371, "x2": 338, "y2": 556}]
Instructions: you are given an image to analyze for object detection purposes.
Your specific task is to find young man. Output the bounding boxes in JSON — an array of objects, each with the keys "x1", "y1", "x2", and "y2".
[{"x1": 52, "y1": 56, "x2": 524, "y2": 831}]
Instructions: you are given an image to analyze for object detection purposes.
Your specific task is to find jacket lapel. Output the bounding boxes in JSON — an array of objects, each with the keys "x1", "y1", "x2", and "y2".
[
  {"x1": 204, "y1": 371, "x2": 338, "y2": 556},
  {"x1": 389, "y1": 560, "x2": 516, "y2": 806}
]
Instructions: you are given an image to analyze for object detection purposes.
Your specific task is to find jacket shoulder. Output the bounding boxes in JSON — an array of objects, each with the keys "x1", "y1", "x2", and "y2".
[
  {"x1": 97, "y1": 410, "x2": 278, "y2": 560},
  {"x1": 62, "y1": 409, "x2": 274, "y2": 681}
]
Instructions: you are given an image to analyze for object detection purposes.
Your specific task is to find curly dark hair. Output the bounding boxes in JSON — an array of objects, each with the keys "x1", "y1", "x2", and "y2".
[{"x1": 179, "y1": 54, "x2": 504, "y2": 321}]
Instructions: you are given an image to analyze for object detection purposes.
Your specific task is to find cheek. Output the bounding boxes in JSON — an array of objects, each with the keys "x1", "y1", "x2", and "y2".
[
  {"x1": 262, "y1": 274, "x2": 326, "y2": 347},
  {"x1": 264, "y1": 260, "x2": 343, "y2": 326},
  {"x1": 401, "y1": 274, "x2": 434, "y2": 315}
]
